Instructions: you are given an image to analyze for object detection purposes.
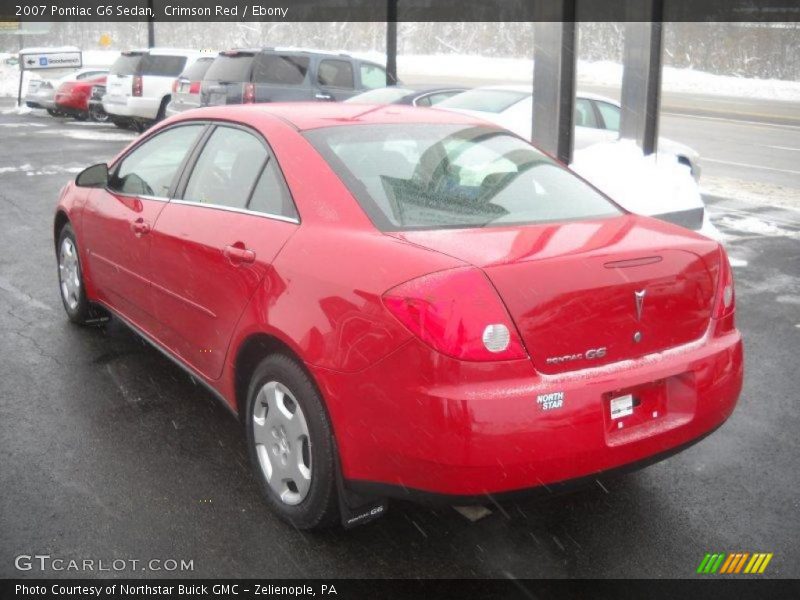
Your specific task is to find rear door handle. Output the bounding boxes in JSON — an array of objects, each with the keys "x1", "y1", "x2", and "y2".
[
  {"x1": 130, "y1": 218, "x2": 151, "y2": 236},
  {"x1": 315, "y1": 92, "x2": 333, "y2": 101},
  {"x1": 223, "y1": 243, "x2": 256, "y2": 265}
]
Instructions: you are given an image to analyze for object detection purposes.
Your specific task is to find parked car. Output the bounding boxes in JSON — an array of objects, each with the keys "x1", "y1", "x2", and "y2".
[
  {"x1": 439, "y1": 86, "x2": 701, "y2": 179},
  {"x1": 344, "y1": 85, "x2": 467, "y2": 107},
  {"x1": 103, "y1": 48, "x2": 210, "y2": 130},
  {"x1": 55, "y1": 103, "x2": 742, "y2": 530},
  {"x1": 54, "y1": 74, "x2": 107, "y2": 120},
  {"x1": 25, "y1": 68, "x2": 109, "y2": 116},
  {"x1": 200, "y1": 48, "x2": 388, "y2": 107},
  {"x1": 438, "y1": 85, "x2": 715, "y2": 237},
  {"x1": 87, "y1": 84, "x2": 108, "y2": 122},
  {"x1": 164, "y1": 56, "x2": 215, "y2": 116}
]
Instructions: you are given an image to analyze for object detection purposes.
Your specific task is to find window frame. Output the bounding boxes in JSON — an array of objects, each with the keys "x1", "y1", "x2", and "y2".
[
  {"x1": 172, "y1": 121, "x2": 300, "y2": 224},
  {"x1": 107, "y1": 121, "x2": 209, "y2": 202}
]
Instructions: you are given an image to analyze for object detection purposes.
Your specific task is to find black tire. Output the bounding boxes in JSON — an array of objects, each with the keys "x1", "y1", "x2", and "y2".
[
  {"x1": 155, "y1": 96, "x2": 170, "y2": 122},
  {"x1": 73, "y1": 112, "x2": 88, "y2": 121},
  {"x1": 112, "y1": 119, "x2": 130, "y2": 129},
  {"x1": 89, "y1": 106, "x2": 109, "y2": 123},
  {"x1": 56, "y1": 223, "x2": 108, "y2": 325},
  {"x1": 245, "y1": 354, "x2": 339, "y2": 530},
  {"x1": 46, "y1": 108, "x2": 61, "y2": 117}
]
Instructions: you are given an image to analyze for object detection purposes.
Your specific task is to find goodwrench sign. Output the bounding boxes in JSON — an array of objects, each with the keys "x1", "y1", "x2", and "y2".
[{"x1": 19, "y1": 49, "x2": 82, "y2": 70}]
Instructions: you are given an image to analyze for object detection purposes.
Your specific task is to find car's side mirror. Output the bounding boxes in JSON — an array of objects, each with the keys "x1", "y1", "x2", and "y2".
[{"x1": 75, "y1": 163, "x2": 108, "y2": 188}]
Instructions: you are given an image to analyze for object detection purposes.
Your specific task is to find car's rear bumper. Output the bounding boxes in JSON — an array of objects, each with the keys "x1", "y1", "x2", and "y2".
[
  {"x1": 315, "y1": 328, "x2": 743, "y2": 497},
  {"x1": 103, "y1": 96, "x2": 159, "y2": 120}
]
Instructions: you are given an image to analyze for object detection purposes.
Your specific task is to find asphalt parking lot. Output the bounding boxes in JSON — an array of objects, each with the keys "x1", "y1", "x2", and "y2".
[{"x1": 0, "y1": 105, "x2": 798, "y2": 579}]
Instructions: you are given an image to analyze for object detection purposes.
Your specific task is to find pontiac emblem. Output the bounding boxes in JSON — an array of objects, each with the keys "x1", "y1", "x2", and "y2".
[{"x1": 634, "y1": 289, "x2": 646, "y2": 321}]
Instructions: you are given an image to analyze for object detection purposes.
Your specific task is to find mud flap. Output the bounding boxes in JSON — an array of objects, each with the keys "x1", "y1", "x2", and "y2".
[{"x1": 334, "y1": 455, "x2": 387, "y2": 529}]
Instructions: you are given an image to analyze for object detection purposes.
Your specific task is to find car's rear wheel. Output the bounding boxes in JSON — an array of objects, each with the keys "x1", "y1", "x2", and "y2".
[
  {"x1": 245, "y1": 354, "x2": 339, "y2": 530},
  {"x1": 56, "y1": 224, "x2": 107, "y2": 326},
  {"x1": 111, "y1": 118, "x2": 130, "y2": 129},
  {"x1": 46, "y1": 108, "x2": 61, "y2": 117}
]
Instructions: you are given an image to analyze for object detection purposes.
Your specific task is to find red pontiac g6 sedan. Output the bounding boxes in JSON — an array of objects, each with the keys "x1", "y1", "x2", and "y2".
[{"x1": 54, "y1": 103, "x2": 743, "y2": 529}]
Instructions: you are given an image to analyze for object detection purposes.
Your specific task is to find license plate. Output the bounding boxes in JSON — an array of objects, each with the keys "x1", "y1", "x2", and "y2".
[
  {"x1": 180, "y1": 82, "x2": 190, "y2": 93},
  {"x1": 610, "y1": 394, "x2": 634, "y2": 420}
]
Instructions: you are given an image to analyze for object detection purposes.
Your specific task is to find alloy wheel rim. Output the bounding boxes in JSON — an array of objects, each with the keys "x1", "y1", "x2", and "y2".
[
  {"x1": 252, "y1": 381, "x2": 312, "y2": 506},
  {"x1": 58, "y1": 237, "x2": 81, "y2": 311}
]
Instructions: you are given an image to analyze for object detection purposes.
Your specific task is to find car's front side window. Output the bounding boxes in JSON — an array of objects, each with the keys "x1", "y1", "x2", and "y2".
[
  {"x1": 181, "y1": 126, "x2": 267, "y2": 209},
  {"x1": 359, "y1": 63, "x2": 387, "y2": 89},
  {"x1": 595, "y1": 101, "x2": 621, "y2": 132},
  {"x1": 575, "y1": 98, "x2": 599, "y2": 128},
  {"x1": 110, "y1": 125, "x2": 204, "y2": 197},
  {"x1": 318, "y1": 60, "x2": 354, "y2": 89}
]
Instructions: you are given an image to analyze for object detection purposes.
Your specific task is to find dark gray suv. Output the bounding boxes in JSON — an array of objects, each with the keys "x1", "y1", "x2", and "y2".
[{"x1": 200, "y1": 48, "x2": 389, "y2": 107}]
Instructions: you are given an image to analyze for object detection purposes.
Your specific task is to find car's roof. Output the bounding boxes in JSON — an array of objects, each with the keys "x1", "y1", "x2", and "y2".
[
  {"x1": 462, "y1": 85, "x2": 618, "y2": 105},
  {"x1": 184, "y1": 102, "x2": 491, "y2": 131}
]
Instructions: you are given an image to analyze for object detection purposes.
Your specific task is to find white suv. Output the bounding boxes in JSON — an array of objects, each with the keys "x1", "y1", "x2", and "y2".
[{"x1": 103, "y1": 48, "x2": 210, "y2": 129}]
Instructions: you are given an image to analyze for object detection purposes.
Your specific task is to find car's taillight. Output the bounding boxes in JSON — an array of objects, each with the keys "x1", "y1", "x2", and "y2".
[
  {"x1": 243, "y1": 82, "x2": 255, "y2": 103},
  {"x1": 171, "y1": 79, "x2": 180, "y2": 93},
  {"x1": 382, "y1": 267, "x2": 527, "y2": 361},
  {"x1": 711, "y1": 246, "x2": 735, "y2": 335},
  {"x1": 132, "y1": 75, "x2": 143, "y2": 97},
  {"x1": 189, "y1": 81, "x2": 201, "y2": 94}
]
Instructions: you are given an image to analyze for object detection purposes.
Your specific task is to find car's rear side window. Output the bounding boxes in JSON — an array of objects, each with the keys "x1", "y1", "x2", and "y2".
[
  {"x1": 318, "y1": 59, "x2": 354, "y2": 89},
  {"x1": 180, "y1": 57, "x2": 213, "y2": 81},
  {"x1": 182, "y1": 127, "x2": 267, "y2": 210},
  {"x1": 305, "y1": 124, "x2": 620, "y2": 231},
  {"x1": 253, "y1": 54, "x2": 310, "y2": 85},
  {"x1": 204, "y1": 54, "x2": 254, "y2": 82},
  {"x1": 111, "y1": 125, "x2": 204, "y2": 197},
  {"x1": 249, "y1": 159, "x2": 298, "y2": 220},
  {"x1": 109, "y1": 54, "x2": 143, "y2": 76},
  {"x1": 140, "y1": 55, "x2": 188, "y2": 77}
]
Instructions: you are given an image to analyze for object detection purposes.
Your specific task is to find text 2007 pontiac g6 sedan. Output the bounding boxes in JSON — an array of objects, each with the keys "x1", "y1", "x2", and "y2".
[{"x1": 54, "y1": 103, "x2": 743, "y2": 529}]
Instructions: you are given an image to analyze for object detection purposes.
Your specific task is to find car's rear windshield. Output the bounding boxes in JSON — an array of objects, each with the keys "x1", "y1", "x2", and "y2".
[
  {"x1": 140, "y1": 55, "x2": 188, "y2": 77},
  {"x1": 110, "y1": 53, "x2": 187, "y2": 77},
  {"x1": 204, "y1": 54, "x2": 254, "y2": 82},
  {"x1": 179, "y1": 57, "x2": 213, "y2": 81},
  {"x1": 437, "y1": 89, "x2": 528, "y2": 113},
  {"x1": 304, "y1": 124, "x2": 621, "y2": 231},
  {"x1": 344, "y1": 87, "x2": 412, "y2": 104},
  {"x1": 109, "y1": 54, "x2": 143, "y2": 76}
]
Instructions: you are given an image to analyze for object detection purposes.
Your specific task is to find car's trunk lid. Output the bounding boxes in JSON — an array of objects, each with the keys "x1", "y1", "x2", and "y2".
[{"x1": 389, "y1": 215, "x2": 720, "y2": 373}]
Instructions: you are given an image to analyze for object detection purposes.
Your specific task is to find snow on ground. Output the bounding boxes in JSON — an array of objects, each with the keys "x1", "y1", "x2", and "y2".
[{"x1": 702, "y1": 176, "x2": 800, "y2": 212}]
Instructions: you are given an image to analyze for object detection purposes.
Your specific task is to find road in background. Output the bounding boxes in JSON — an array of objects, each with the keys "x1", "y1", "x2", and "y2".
[{"x1": 0, "y1": 111, "x2": 798, "y2": 578}]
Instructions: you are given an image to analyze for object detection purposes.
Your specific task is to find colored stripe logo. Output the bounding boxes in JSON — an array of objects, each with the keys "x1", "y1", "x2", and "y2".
[{"x1": 697, "y1": 552, "x2": 773, "y2": 574}]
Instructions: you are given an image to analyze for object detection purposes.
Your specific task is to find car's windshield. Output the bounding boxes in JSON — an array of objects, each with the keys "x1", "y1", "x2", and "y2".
[
  {"x1": 305, "y1": 124, "x2": 620, "y2": 231},
  {"x1": 437, "y1": 89, "x2": 529, "y2": 113},
  {"x1": 345, "y1": 87, "x2": 412, "y2": 104}
]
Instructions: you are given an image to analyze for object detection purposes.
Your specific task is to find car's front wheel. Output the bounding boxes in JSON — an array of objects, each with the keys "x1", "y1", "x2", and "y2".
[
  {"x1": 56, "y1": 224, "x2": 107, "y2": 326},
  {"x1": 245, "y1": 354, "x2": 339, "y2": 530}
]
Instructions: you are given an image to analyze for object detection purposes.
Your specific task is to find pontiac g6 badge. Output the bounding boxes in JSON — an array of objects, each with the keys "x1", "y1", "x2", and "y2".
[{"x1": 545, "y1": 347, "x2": 607, "y2": 365}]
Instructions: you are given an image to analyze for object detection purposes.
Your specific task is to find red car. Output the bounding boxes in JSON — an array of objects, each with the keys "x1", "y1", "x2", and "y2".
[
  {"x1": 54, "y1": 75, "x2": 107, "y2": 120},
  {"x1": 54, "y1": 103, "x2": 743, "y2": 529}
]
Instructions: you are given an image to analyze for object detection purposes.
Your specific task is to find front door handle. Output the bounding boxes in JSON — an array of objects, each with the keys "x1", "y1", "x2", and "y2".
[
  {"x1": 223, "y1": 243, "x2": 256, "y2": 265},
  {"x1": 130, "y1": 218, "x2": 151, "y2": 236},
  {"x1": 314, "y1": 92, "x2": 333, "y2": 101}
]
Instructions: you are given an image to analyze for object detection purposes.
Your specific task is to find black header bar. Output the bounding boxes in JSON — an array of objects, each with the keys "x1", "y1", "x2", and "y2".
[{"x1": 2, "y1": 0, "x2": 800, "y2": 23}]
